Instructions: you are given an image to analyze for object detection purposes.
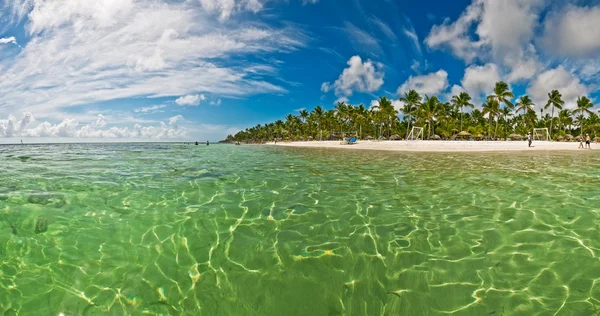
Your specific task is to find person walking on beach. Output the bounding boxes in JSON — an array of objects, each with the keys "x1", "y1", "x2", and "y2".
[
  {"x1": 578, "y1": 136, "x2": 584, "y2": 149},
  {"x1": 527, "y1": 133, "x2": 532, "y2": 147},
  {"x1": 586, "y1": 134, "x2": 591, "y2": 149}
]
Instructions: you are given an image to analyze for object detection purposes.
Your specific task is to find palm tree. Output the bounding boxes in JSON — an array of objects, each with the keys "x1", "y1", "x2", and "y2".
[
  {"x1": 482, "y1": 99, "x2": 501, "y2": 140},
  {"x1": 573, "y1": 96, "x2": 594, "y2": 136},
  {"x1": 500, "y1": 106, "x2": 513, "y2": 138},
  {"x1": 352, "y1": 104, "x2": 368, "y2": 139},
  {"x1": 285, "y1": 114, "x2": 295, "y2": 138},
  {"x1": 373, "y1": 96, "x2": 397, "y2": 138},
  {"x1": 334, "y1": 101, "x2": 349, "y2": 137},
  {"x1": 311, "y1": 106, "x2": 325, "y2": 141},
  {"x1": 419, "y1": 95, "x2": 443, "y2": 139},
  {"x1": 515, "y1": 95, "x2": 535, "y2": 115},
  {"x1": 587, "y1": 113, "x2": 600, "y2": 137},
  {"x1": 515, "y1": 95, "x2": 535, "y2": 135},
  {"x1": 451, "y1": 92, "x2": 473, "y2": 133},
  {"x1": 488, "y1": 81, "x2": 514, "y2": 109},
  {"x1": 557, "y1": 109, "x2": 572, "y2": 134},
  {"x1": 299, "y1": 109, "x2": 309, "y2": 137},
  {"x1": 399, "y1": 90, "x2": 422, "y2": 139},
  {"x1": 545, "y1": 90, "x2": 564, "y2": 139}
]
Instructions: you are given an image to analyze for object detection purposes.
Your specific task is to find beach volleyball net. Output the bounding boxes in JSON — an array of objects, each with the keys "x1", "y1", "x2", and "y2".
[
  {"x1": 533, "y1": 128, "x2": 550, "y2": 141},
  {"x1": 407, "y1": 127, "x2": 424, "y2": 141}
]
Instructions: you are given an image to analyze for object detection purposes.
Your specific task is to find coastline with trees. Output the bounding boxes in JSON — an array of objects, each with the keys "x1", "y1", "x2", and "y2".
[{"x1": 225, "y1": 82, "x2": 598, "y2": 145}]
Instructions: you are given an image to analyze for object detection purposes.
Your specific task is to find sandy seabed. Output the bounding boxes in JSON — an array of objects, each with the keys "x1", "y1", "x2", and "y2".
[{"x1": 268, "y1": 140, "x2": 595, "y2": 152}]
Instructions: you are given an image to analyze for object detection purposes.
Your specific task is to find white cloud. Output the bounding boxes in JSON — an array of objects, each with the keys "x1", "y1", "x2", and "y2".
[
  {"x1": 397, "y1": 70, "x2": 448, "y2": 96},
  {"x1": 526, "y1": 66, "x2": 589, "y2": 111},
  {"x1": 322, "y1": 55, "x2": 384, "y2": 101},
  {"x1": 424, "y1": 1, "x2": 485, "y2": 62},
  {"x1": 196, "y1": 0, "x2": 318, "y2": 21},
  {"x1": 0, "y1": 112, "x2": 187, "y2": 139},
  {"x1": 461, "y1": 63, "x2": 501, "y2": 99},
  {"x1": 0, "y1": 0, "x2": 305, "y2": 119},
  {"x1": 134, "y1": 104, "x2": 167, "y2": 113},
  {"x1": 403, "y1": 23, "x2": 421, "y2": 54},
  {"x1": 0, "y1": 37, "x2": 17, "y2": 45},
  {"x1": 0, "y1": 112, "x2": 34, "y2": 137},
  {"x1": 506, "y1": 56, "x2": 541, "y2": 83},
  {"x1": 169, "y1": 115, "x2": 184, "y2": 126},
  {"x1": 426, "y1": 0, "x2": 544, "y2": 64},
  {"x1": 369, "y1": 99, "x2": 404, "y2": 112},
  {"x1": 371, "y1": 16, "x2": 397, "y2": 42},
  {"x1": 175, "y1": 94, "x2": 206, "y2": 106},
  {"x1": 369, "y1": 100, "x2": 379, "y2": 110},
  {"x1": 209, "y1": 99, "x2": 222, "y2": 106},
  {"x1": 198, "y1": 0, "x2": 262, "y2": 21},
  {"x1": 341, "y1": 22, "x2": 383, "y2": 56},
  {"x1": 540, "y1": 5, "x2": 600, "y2": 58},
  {"x1": 425, "y1": 0, "x2": 548, "y2": 85}
]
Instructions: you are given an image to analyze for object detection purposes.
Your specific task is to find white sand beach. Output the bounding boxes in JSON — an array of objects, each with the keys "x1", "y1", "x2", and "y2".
[{"x1": 270, "y1": 140, "x2": 594, "y2": 152}]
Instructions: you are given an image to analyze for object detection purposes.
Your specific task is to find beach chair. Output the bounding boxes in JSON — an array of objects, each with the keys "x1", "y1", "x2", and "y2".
[{"x1": 348, "y1": 137, "x2": 357, "y2": 145}]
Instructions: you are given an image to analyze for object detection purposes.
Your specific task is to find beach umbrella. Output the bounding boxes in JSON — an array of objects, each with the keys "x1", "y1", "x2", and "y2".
[{"x1": 455, "y1": 131, "x2": 471, "y2": 140}]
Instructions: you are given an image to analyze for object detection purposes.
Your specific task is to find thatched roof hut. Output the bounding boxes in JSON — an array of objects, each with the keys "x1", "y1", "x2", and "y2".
[
  {"x1": 454, "y1": 131, "x2": 471, "y2": 140},
  {"x1": 565, "y1": 134, "x2": 574, "y2": 141},
  {"x1": 390, "y1": 134, "x2": 402, "y2": 140},
  {"x1": 508, "y1": 134, "x2": 523, "y2": 141}
]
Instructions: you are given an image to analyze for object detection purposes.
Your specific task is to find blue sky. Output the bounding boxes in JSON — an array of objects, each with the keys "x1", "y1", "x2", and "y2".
[{"x1": 0, "y1": 0, "x2": 599, "y2": 142}]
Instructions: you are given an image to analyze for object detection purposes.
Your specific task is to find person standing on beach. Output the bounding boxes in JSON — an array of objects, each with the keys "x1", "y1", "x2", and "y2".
[
  {"x1": 578, "y1": 136, "x2": 584, "y2": 149},
  {"x1": 586, "y1": 134, "x2": 591, "y2": 149},
  {"x1": 527, "y1": 133, "x2": 532, "y2": 147}
]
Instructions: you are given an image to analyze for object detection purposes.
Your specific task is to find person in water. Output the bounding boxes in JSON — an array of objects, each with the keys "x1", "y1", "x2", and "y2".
[
  {"x1": 206, "y1": 141, "x2": 209, "y2": 146},
  {"x1": 586, "y1": 134, "x2": 591, "y2": 149},
  {"x1": 195, "y1": 141, "x2": 199, "y2": 146}
]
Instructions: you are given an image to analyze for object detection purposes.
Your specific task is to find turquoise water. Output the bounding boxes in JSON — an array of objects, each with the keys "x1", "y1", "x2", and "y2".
[{"x1": 1, "y1": 143, "x2": 600, "y2": 315}]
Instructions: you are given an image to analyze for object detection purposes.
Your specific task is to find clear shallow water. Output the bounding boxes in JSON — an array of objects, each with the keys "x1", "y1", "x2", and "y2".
[{"x1": 1, "y1": 143, "x2": 600, "y2": 315}]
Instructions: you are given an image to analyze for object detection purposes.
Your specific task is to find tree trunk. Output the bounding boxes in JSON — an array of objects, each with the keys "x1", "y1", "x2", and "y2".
[
  {"x1": 460, "y1": 107, "x2": 463, "y2": 132},
  {"x1": 488, "y1": 116, "x2": 492, "y2": 140},
  {"x1": 494, "y1": 116, "x2": 499, "y2": 139},
  {"x1": 550, "y1": 105, "x2": 554, "y2": 140},
  {"x1": 406, "y1": 118, "x2": 411, "y2": 140},
  {"x1": 428, "y1": 119, "x2": 432, "y2": 139}
]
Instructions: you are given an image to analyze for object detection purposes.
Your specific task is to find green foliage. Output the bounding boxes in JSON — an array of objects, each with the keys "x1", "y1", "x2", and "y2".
[{"x1": 225, "y1": 83, "x2": 597, "y2": 143}]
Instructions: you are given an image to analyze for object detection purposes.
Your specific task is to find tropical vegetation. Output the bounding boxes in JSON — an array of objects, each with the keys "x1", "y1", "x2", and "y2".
[{"x1": 226, "y1": 82, "x2": 598, "y2": 143}]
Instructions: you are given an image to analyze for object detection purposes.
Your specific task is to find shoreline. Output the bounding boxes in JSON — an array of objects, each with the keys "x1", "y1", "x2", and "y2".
[{"x1": 266, "y1": 140, "x2": 595, "y2": 152}]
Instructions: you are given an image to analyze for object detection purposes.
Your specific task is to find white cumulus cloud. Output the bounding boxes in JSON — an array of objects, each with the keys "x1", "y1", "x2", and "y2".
[
  {"x1": 461, "y1": 63, "x2": 501, "y2": 101},
  {"x1": 0, "y1": 112, "x2": 187, "y2": 139},
  {"x1": 397, "y1": 70, "x2": 448, "y2": 96},
  {"x1": 540, "y1": 5, "x2": 600, "y2": 58},
  {"x1": 526, "y1": 66, "x2": 589, "y2": 111},
  {"x1": 0, "y1": 36, "x2": 17, "y2": 45},
  {"x1": 175, "y1": 94, "x2": 206, "y2": 106},
  {"x1": 322, "y1": 55, "x2": 384, "y2": 102}
]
